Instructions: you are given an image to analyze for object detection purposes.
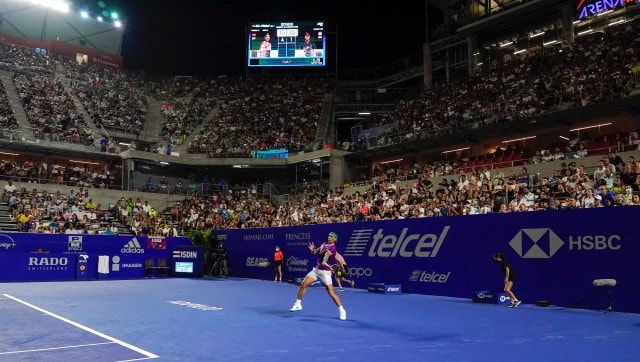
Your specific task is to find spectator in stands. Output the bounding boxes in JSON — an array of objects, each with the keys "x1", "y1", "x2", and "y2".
[
  {"x1": 100, "y1": 136, "x2": 109, "y2": 152},
  {"x1": 516, "y1": 167, "x2": 529, "y2": 187},
  {"x1": 3, "y1": 180, "x2": 16, "y2": 200},
  {"x1": 160, "y1": 176, "x2": 169, "y2": 192},
  {"x1": 146, "y1": 177, "x2": 155, "y2": 192}
]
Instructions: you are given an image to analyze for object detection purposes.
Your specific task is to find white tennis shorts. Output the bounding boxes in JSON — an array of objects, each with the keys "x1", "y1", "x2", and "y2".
[{"x1": 305, "y1": 267, "x2": 333, "y2": 286}]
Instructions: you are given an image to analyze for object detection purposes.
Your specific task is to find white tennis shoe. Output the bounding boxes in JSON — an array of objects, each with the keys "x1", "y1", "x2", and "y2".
[
  {"x1": 339, "y1": 308, "x2": 346, "y2": 320},
  {"x1": 290, "y1": 304, "x2": 303, "y2": 312}
]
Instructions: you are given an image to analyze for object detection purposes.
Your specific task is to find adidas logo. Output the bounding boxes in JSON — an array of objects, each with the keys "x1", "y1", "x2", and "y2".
[{"x1": 121, "y1": 238, "x2": 145, "y2": 254}]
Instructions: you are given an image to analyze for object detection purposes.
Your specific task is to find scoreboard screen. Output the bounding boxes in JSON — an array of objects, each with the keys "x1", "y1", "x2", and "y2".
[{"x1": 247, "y1": 20, "x2": 326, "y2": 67}]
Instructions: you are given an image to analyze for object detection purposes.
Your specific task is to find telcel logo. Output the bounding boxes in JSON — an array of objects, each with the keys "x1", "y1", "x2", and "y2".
[
  {"x1": 409, "y1": 270, "x2": 450, "y2": 283},
  {"x1": 344, "y1": 226, "x2": 450, "y2": 258}
]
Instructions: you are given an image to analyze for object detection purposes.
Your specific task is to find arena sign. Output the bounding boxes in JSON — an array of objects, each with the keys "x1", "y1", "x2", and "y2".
[{"x1": 577, "y1": 0, "x2": 638, "y2": 19}]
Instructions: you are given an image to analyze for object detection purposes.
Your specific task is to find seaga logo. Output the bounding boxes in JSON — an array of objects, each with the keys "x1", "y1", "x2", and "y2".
[{"x1": 343, "y1": 226, "x2": 450, "y2": 258}]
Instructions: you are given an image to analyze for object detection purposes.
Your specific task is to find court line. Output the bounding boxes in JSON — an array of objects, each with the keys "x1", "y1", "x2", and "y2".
[
  {"x1": 0, "y1": 341, "x2": 114, "y2": 356},
  {"x1": 2, "y1": 294, "x2": 159, "y2": 360}
]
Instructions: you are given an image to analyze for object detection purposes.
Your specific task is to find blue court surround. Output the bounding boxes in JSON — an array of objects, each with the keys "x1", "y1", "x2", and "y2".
[{"x1": 1, "y1": 278, "x2": 639, "y2": 361}]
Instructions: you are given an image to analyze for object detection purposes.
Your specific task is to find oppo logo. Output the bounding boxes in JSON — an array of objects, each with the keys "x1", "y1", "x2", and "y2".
[
  {"x1": 28, "y1": 257, "x2": 69, "y2": 266},
  {"x1": 347, "y1": 267, "x2": 372, "y2": 278}
]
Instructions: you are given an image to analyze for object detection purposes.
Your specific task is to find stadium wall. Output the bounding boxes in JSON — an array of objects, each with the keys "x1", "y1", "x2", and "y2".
[
  {"x1": 0, "y1": 234, "x2": 193, "y2": 280},
  {"x1": 215, "y1": 207, "x2": 640, "y2": 314}
]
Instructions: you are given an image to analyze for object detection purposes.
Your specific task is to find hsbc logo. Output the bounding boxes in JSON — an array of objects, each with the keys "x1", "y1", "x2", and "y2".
[
  {"x1": 509, "y1": 228, "x2": 622, "y2": 258},
  {"x1": 509, "y1": 228, "x2": 564, "y2": 258}
]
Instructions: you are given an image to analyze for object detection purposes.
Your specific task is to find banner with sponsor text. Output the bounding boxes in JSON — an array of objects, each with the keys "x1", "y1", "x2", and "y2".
[
  {"x1": 0, "y1": 234, "x2": 191, "y2": 281},
  {"x1": 215, "y1": 207, "x2": 640, "y2": 314}
]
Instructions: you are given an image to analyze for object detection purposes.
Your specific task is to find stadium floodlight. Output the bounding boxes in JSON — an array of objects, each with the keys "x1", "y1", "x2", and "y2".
[
  {"x1": 96, "y1": 16, "x2": 103, "y2": 22},
  {"x1": 514, "y1": 49, "x2": 526, "y2": 55},
  {"x1": 111, "y1": 12, "x2": 119, "y2": 20},
  {"x1": 80, "y1": 10, "x2": 89, "y2": 18},
  {"x1": 114, "y1": 20, "x2": 122, "y2": 28},
  {"x1": 24, "y1": 0, "x2": 70, "y2": 12}
]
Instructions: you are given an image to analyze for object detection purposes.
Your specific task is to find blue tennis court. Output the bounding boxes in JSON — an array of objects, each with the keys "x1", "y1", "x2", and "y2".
[{"x1": 1, "y1": 278, "x2": 639, "y2": 361}]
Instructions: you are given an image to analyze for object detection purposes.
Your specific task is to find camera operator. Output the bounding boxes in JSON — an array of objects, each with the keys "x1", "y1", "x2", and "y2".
[{"x1": 211, "y1": 240, "x2": 228, "y2": 277}]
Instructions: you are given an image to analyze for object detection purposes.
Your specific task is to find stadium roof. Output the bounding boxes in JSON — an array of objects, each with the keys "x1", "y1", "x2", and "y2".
[{"x1": 0, "y1": 0, "x2": 123, "y2": 55}]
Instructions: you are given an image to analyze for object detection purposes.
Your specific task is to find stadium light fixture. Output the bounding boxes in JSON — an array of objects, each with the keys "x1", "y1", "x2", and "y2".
[
  {"x1": 70, "y1": 160, "x2": 100, "y2": 165},
  {"x1": 543, "y1": 40, "x2": 558, "y2": 46},
  {"x1": 608, "y1": 19, "x2": 625, "y2": 26},
  {"x1": 25, "y1": 0, "x2": 70, "y2": 12},
  {"x1": 529, "y1": 31, "x2": 545, "y2": 39},
  {"x1": 379, "y1": 159, "x2": 403, "y2": 165},
  {"x1": 442, "y1": 147, "x2": 470, "y2": 154},
  {"x1": 577, "y1": 29, "x2": 593, "y2": 36},
  {"x1": 502, "y1": 136, "x2": 536, "y2": 144},
  {"x1": 80, "y1": 10, "x2": 89, "y2": 18},
  {"x1": 514, "y1": 49, "x2": 526, "y2": 55},
  {"x1": 559, "y1": 136, "x2": 570, "y2": 141},
  {"x1": 569, "y1": 123, "x2": 612, "y2": 132},
  {"x1": 358, "y1": 112, "x2": 371, "y2": 115}
]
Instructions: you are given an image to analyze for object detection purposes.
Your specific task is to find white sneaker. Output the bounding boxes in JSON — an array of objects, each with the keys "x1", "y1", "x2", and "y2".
[
  {"x1": 290, "y1": 304, "x2": 302, "y2": 312},
  {"x1": 339, "y1": 308, "x2": 346, "y2": 320}
]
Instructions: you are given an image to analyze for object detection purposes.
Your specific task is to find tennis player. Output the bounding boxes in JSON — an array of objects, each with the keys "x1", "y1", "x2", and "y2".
[{"x1": 290, "y1": 232, "x2": 347, "y2": 320}]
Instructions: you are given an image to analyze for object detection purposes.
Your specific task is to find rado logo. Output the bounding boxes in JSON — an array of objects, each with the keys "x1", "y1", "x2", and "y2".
[{"x1": 28, "y1": 257, "x2": 69, "y2": 266}]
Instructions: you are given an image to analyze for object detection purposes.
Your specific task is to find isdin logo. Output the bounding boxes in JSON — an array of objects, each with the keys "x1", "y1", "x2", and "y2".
[{"x1": 509, "y1": 228, "x2": 564, "y2": 258}]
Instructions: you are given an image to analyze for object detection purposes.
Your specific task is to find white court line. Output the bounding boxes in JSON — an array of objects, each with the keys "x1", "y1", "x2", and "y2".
[{"x1": 1, "y1": 294, "x2": 159, "y2": 360}]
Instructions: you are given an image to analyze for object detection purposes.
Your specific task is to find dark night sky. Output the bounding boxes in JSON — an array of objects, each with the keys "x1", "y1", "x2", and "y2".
[{"x1": 76, "y1": 1, "x2": 430, "y2": 77}]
